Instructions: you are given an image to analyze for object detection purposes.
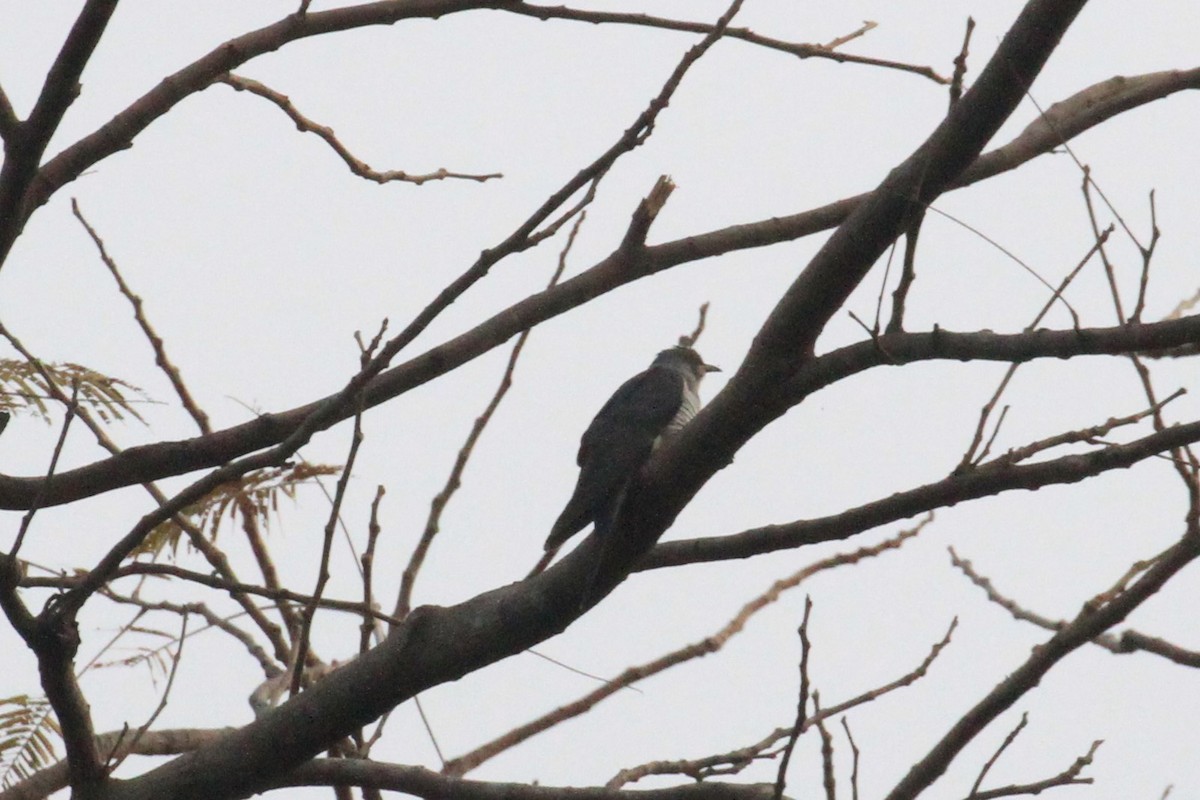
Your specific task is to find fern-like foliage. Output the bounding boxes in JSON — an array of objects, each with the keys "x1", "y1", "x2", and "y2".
[
  {"x1": 0, "y1": 695, "x2": 60, "y2": 789},
  {"x1": 135, "y1": 462, "x2": 342, "y2": 557},
  {"x1": 0, "y1": 359, "x2": 150, "y2": 424}
]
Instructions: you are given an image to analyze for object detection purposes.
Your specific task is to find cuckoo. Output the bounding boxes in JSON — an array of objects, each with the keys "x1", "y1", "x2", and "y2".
[{"x1": 545, "y1": 345, "x2": 720, "y2": 551}]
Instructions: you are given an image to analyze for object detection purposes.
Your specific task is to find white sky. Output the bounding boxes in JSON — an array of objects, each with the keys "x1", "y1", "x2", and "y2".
[{"x1": 2, "y1": 1, "x2": 1199, "y2": 798}]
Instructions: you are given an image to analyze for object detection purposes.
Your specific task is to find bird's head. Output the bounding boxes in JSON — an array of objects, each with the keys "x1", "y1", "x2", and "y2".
[{"x1": 652, "y1": 346, "x2": 721, "y2": 383}]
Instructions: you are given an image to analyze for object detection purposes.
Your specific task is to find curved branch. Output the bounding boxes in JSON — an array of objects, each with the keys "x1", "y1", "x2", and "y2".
[
  {"x1": 0, "y1": 65, "x2": 1194, "y2": 512},
  {"x1": 72, "y1": 6, "x2": 1094, "y2": 798},
  {"x1": 19, "y1": 0, "x2": 514, "y2": 231},
  {"x1": 884, "y1": 525, "x2": 1200, "y2": 800},
  {"x1": 642, "y1": 419, "x2": 1200, "y2": 570}
]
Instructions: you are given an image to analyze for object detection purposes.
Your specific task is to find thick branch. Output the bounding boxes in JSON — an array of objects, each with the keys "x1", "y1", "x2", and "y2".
[
  {"x1": 884, "y1": 526, "x2": 1200, "y2": 800},
  {"x1": 275, "y1": 761, "x2": 777, "y2": 800},
  {"x1": 3, "y1": 311, "x2": 1200, "y2": 520},
  {"x1": 643, "y1": 419, "x2": 1200, "y2": 569},
  {"x1": 100, "y1": 532, "x2": 646, "y2": 800},
  {"x1": 0, "y1": 0, "x2": 119, "y2": 266},
  {"x1": 782, "y1": 320, "x2": 1200, "y2": 405},
  {"x1": 0, "y1": 728, "x2": 227, "y2": 800},
  {"x1": 17, "y1": 1, "x2": 516, "y2": 237},
  {"x1": 0, "y1": 68, "x2": 1192, "y2": 511}
]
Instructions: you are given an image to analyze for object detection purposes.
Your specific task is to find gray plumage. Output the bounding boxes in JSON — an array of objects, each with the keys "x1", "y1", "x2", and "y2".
[{"x1": 545, "y1": 346, "x2": 719, "y2": 551}]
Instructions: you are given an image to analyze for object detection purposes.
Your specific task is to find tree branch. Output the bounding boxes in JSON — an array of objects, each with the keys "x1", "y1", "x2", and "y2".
[
  {"x1": 277, "y1": 760, "x2": 779, "y2": 800},
  {"x1": 0, "y1": 65, "x2": 1193, "y2": 511},
  {"x1": 506, "y1": 5, "x2": 947, "y2": 83},
  {"x1": 0, "y1": 0, "x2": 119, "y2": 266},
  {"x1": 643, "y1": 418, "x2": 1200, "y2": 570},
  {"x1": 15, "y1": 1, "x2": 517, "y2": 240},
  {"x1": 1, "y1": 61, "x2": 1186, "y2": 514},
  {"x1": 883, "y1": 524, "x2": 1200, "y2": 800}
]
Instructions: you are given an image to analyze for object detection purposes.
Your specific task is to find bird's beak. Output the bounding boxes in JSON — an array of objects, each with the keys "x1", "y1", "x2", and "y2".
[{"x1": 704, "y1": 363, "x2": 721, "y2": 373}]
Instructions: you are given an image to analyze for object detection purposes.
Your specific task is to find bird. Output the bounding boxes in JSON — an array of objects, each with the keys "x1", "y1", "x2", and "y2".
[{"x1": 545, "y1": 345, "x2": 720, "y2": 551}]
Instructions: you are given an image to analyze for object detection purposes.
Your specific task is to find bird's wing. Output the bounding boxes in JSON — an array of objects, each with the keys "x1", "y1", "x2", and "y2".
[
  {"x1": 545, "y1": 367, "x2": 686, "y2": 551},
  {"x1": 577, "y1": 366, "x2": 685, "y2": 466}
]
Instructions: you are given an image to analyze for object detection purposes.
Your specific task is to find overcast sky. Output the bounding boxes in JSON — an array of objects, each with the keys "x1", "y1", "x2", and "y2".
[{"x1": 2, "y1": 2, "x2": 1200, "y2": 798}]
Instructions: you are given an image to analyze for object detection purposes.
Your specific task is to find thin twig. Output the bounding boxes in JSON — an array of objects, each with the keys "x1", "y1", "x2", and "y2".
[
  {"x1": 96, "y1": 589, "x2": 280, "y2": 677},
  {"x1": 980, "y1": 389, "x2": 1184, "y2": 470},
  {"x1": 22, "y1": 562, "x2": 401, "y2": 625},
  {"x1": 812, "y1": 693, "x2": 836, "y2": 800},
  {"x1": 886, "y1": 522, "x2": 1200, "y2": 800},
  {"x1": 0, "y1": 322, "x2": 290, "y2": 660},
  {"x1": 969, "y1": 712, "x2": 1028, "y2": 795},
  {"x1": 970, "y1": 740, "x2": 1101, "y2": 799},
  {"x1": 841, "y1": 718, "x2": 860, "y2": 800},
  {"x1": 681, "y1": 302, "x2": 710, "y2": 348},
  {"x1": 397, "y1": 211, "x2": 584, "y2": 617},
  {"x1": 955, "y1": 229, "x2": 1110, "y2": 470},
  {"x1": 507, "y1": 6, "x2": 946, "y2": 83},
  {"x1": 11, "y1": 381, "x2": 79, "y2": 557},
  {"x1": 71, "y1": 198, "x2": 211, "y2": 433},
  {"x1": 1131, "y1": 191, "x2": 1160, "y2": 323},
  {"x1": 950, "y1": 547, "x2": 1200, "y2": 668},
  {"x1": 774, "y1": 598, "x2": 813, "y2": 800},
  {"x1": 948, "y1": 18, "x2": 976, "y2": 107},
  {"x1": 415, "y1": 696, "x2": 446, "y2": 766},
  {"x1": 885, "y1": 214, "x2": 923, "y2": 333},
  {"x1": 292, "y1": 401, "x2": 366, "y2": 695},
  {"x1": 217, "y1": 74, "x2": 503, "y2": 186},
  {"x1": 0, "y1": 82, "x2": 18, "y2": 141},
  {"x1": 106, "y1": 612, "x2": 189, "y2": 773},
  {"x1": 360, "y1": 486, "x2": 386, "y2": 655},
  {"x1": 447, "y1": 522, "x2": 924, "y2": 777},
  {"x1": 609, "y1": 617, "x2": 956, "y2": 788}
]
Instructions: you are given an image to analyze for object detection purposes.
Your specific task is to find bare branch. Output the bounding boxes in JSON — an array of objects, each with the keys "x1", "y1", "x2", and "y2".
[
  {"x1": 107, "y1": 613, "x2": 190, "y2": 774},
  {"x1": 955, "y1": 226, "x2": 1108, "y2": 469},
  {"x1": 644, "y1": 419, "x2": 1200, "y2": 570},
  {"x1": 969, "y1": 740, "x2": 1101, "y2": 799},
  {"x1": 216, "y1": 74, "x2": 502, "y2": 185},
  {"x1": 96, "y1": 589, "x2": 280, "y2": 678},
  {"x1": 969, "y1": 712, "x2": 1028, "y2": 796},
  {"x1": 979, "y1": 389, "x2": 1185, "y2": 470},
  {"x1": 812, "y1": 694, "x2": 835, "y2": 800},
  {"x1": 397, "y1": 211, "x2": 582, "y2": 618},
  {"x1": 23, "y1": 563, "x2": 400, "y2": 626},
  {"x1": 773, "y1": 598, "x2": 813, "y2": 800},
  {"x1": 948, "y1": 17, "x2": 976, "y2": 107},
  {"x1": 1, "y1": 68, "x2": 1197, "y2": 512},
  {"x1": 950, "y1": 548, "x2": 1200, "y2": 668},
  {"x1": 0, "y1": 0, "x2": 119, "y2": 266},
  {"x1": 293, "y1": 404, "x2": 366, "y2": 694},
  {"x1": 446, "y1": 524, "x2": 922, "y2": 778},
  {"x1": 681, "y1": 302, "x2": 711, "y2": 349},
  {"x1": 10, "y1": 382, "x2": 79, "y2": 558},
  {"x1": 507, "y1": 6, "x2": 945, "y2": 83},
  {"x1": 277, "y1": 761, "x2": 781, "y2": 800},
  {"x1": 840, "y1": 719, "x2": 860, "y2": 800},
  {"x1": 619, "y1": 176, "x2": 676, "y2": 253},
  {"x1": 883, "y1": 524, "x2": 1200, "y2": 800},
  {"x1": 71, "y1": 198, "x2": 212, "y2": 434},
  {"x1": 611, "y1": 618, "x2": 956, "y2": 788},
  {"x1": 360, "y1": 486, "x2": 387, "y2": 655}
]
